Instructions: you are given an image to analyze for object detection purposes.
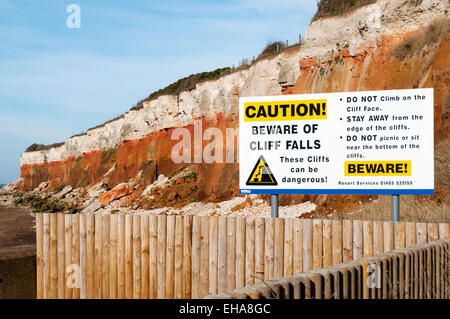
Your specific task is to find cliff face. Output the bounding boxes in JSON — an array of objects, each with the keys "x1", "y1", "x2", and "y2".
[{"x1": 14, "y1": 0, "x2": 450, "y2": 214}]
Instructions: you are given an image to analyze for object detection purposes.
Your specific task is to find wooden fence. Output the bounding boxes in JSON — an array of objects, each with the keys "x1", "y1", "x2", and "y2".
[
  {"x1": 206, "y1": 238, "x2": 450, "y2": 299},
  {"x1": 35, "y1": 213, "x2": 450, "y2": 299}
]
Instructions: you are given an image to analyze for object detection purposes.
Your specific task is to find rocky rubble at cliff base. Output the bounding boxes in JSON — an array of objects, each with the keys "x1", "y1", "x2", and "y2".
[{"x1": 1, "y1": 186, "x2": 317, "y2": 218}]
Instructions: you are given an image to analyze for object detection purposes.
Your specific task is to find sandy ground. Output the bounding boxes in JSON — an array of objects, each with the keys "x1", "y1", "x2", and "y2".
[{"x1": 0, "y1": 204, "x2": 35, "y2": 250}]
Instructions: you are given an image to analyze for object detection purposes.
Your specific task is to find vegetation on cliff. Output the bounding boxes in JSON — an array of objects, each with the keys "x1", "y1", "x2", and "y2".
[
  {"x1": 393, "y1": 19, "x2": 450, "y2": 60},
  {"x1": 13, "y1": 192, "x2": 80, "y2": 214},
  {"x1": 312, "y1": 0, "x2": 377, "y2": 21},
  {"x1": 257, "y1": 40, "x2": 286, "y2": 59},
  {"x1": 135, "y1": 67, "x2": 234, "y2": 110},
  {"x1": 25, "y1": 142, "x2": 65, "y2": 153}
]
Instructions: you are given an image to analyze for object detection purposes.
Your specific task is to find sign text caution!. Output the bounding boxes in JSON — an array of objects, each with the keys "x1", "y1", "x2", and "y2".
[{"x1": 244, "y1": 99, "x2": 327, "y2": 122}]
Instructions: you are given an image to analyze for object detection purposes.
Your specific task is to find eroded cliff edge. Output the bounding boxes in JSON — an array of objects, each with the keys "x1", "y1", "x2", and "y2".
[{"x1": 6, "y1": 0, "x2": 450, "y2": 217}]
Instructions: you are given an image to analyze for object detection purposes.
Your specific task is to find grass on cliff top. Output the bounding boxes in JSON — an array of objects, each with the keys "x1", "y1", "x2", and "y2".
[
  {"x1": 393, "y1": 19, "x2": 450, "y2": 60},
  {"x1": 25, "y1": 142, "x2": 65, "y2": 152},
  {"x1": 135, "y1": 67, "x2": 234, "y2": 110},
  {"x1": 312, "y1": 0, "x2": 377, "y2": 21}
]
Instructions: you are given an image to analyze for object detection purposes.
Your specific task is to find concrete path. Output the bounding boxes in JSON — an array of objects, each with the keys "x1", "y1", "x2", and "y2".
[{"x1": 0, "y1": 205, "x2": 35, "y2": 250}]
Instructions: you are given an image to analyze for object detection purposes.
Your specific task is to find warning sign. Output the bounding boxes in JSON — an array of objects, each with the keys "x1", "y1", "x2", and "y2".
[
  {"x1": 239, "y1": 89, "x2": 434, "y2": 195},
  {"x1": 246, "y1": 155, "x2": 278, "y2": 186}
]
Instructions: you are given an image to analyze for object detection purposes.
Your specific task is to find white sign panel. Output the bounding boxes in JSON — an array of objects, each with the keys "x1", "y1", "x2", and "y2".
[{"x1": 239, "y1": 88, "x2": 434, "y2": 195}]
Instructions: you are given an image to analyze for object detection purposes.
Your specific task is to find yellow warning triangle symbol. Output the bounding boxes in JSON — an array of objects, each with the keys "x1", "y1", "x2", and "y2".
[{"x1": 246, "y1": 155, "x2": 278, "y2": 186}]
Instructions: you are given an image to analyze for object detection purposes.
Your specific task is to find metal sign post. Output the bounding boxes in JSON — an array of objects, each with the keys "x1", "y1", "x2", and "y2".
[
  {"x1": 271, "y1": 194, "x2": 279, "y2": 218},
  {"x1": 392, "y1": 194, "x2": 400, "y2": 226}
]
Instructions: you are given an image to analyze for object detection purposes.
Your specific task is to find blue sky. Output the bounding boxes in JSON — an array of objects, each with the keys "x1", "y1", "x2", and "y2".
[{"x1": 0, "y1": 0, "x2": 317, "y2": 184}]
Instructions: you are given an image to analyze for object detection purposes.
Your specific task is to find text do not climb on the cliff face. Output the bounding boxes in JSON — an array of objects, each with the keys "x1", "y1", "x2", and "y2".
[{"x1": 239, "y1": 88, "x2": 434, "y2": 195}]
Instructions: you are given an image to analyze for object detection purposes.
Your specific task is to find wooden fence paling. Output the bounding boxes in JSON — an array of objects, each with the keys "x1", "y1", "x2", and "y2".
[
  {"x1": 274, "y1": 218, "x2": 285, "y2": 278},
  {"x1": 293, "y1": 218, "x2": 303, "y2": 274},
  {"x1": 303, "y1": 219, "x2": 313, "y2": 271},
  {"x1": 416, "y1": 223, "x2": 427, "y2": 244},
  {"x1": 174, "y1": 216, "x2": 184, "y2": 299},
  {"x1": 236, "y1": 217, "x2": 246, "y2": 289},
  {"x1": 413, "y1": 242, "x2": 419, "y2": 299},
  {"x1": 86, "y1": 214, "x2": 95, "y2": 299},
  {"x1": 36, "y1": 214, "x2": 44, "y2": 299},
  {"x1": 254, "y1": 218, "x2": 265, "y2": 282},
  {"x1": 226, "y1": 217, "x2": 236, "y2": 291},
  {"x1": 149, "y1": 215, "x2": 158, "y2": 299},
  {"x1": 65, "y1": 214, "x2": 73, "y2": 299},
  {"x1": 101, "y1": 214, "x2": 110, "y2": 299},
  {"x1": 117, "y1": 215, "x2": 126, "y2": 299},
  {"x1": 363, "y1": 221, "x2": 374, "y2": 258},
  {"x1": 183, "y1": 216, "x2": 192, "y2": 299},
  {"x1": 264, "y1": 218, "x2": 274, "y2": 280},
  {"x1": 312, "y1": 219, "x2": 323, "y2": 270},
  {"x1": 140, "y1": 215, "x2": 149, "y2": 299},
  {"x1": 283, "y1": 218, "x2": 294, "y2": 276},
  {"x1": 43, "y1": 214, "x2": 50, "y2": 299},
  {"x1": 57, "y1": 214, "x2": 65, "y2": 299},
  {"x1": 428, "y1": 223, "x2": 438, "y2": 298},
  {"x1": 157, "y1": 215, "x2": 166, "y2": 299},
  {"x1": 245, "y1": 217, "x2": 255, "y2": 285},
  {"x1": 418, "y1": 248, "x2": 424, "y2": 298},
  {"x1": 353, "y1": 220, "x2": 363, "y2": 260},
  {"x1": 165, "y1": 216, "x2": 175, "y2": 299},
  {"x1": 191, "y1": 216, "x2": 201, "y2": 298},
  {"x1": 383, "y1": 221, "x2": 394, "y2": 252},
  {"x1": 109, "y1": 215, "x2": 118, "y2": 299},
  {"x1": 200, "y1": 216, "x2": 210, "y2": 297},
  {"x1": 395, "y1": 222, "x2": 406, "y2": 249},
  {"x1": 323, "y1": 220, "x2": 332, "y2": 268},
  {"x1": 439, "y1": 223, "x2": 449, "y2": 239},
  {"x1": 124, "y1": 215, "x2": 133, "y2": 299},
  {"x1": 49, "y1": 214, "x2": 58, "y2": 299},
  {"x1": 373, "y1": 221, "x2": 383, "y2": 255},
  {"x1": 332, "y1": 220, "x2": 342, "y2": 266},
  {"x1": 342, "y1": 220, "x2": 352, "y2": 263},
  {"x1": 79, "y1": 214, "x2": 87, "y2": 299},
  {"x1": 132, "y1": 215, "x2": 142, "y2": 299},
  {"x1": 427, "y1": 223, "x2": 439, "y2": 243},
  {"x1": 72, "y1": 214, "x2": 80, "y2": 299},
  {"x1": 406, "y1": 222, "x2": 416, "y2": 247},
  {"x1": 209, "y1": 216, "x2": 218, "y2": 294},
  {"x1": 217, "y1": 217, "x2": 228, "y2": 290},
  {"x1": 426, "y1": 246, "x2": 432, "y2": 298}
]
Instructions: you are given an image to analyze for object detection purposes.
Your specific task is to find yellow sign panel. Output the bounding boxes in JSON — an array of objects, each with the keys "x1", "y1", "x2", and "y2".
[
  {"x1": 344, "y1": 161, "x2": 412, "y2": 176},
  {"x1": 246, "y1": 156, "x2": 278, "y2": 186},
  {"x1": 244, "y1": 99, "x2": 327, "y2": 122}
]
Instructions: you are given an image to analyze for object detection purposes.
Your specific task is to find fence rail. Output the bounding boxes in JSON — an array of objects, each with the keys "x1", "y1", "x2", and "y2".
[
  {"x1": 205, "y1": 238, "x2": 450, "y2": 299},
  {"x1": 36, "y1": 213, "x2": 450, "y2": 299}
]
